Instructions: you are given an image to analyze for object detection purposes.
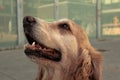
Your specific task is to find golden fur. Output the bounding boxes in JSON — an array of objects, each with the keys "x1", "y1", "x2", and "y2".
[{"x1": 23, "y1": 16, "x2": 102, "y2": 80}]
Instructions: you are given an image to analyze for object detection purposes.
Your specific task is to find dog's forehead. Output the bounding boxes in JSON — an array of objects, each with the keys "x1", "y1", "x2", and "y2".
[
  {"x1": 53, "y1": 19, "x2": 70, "y2": 23},
  {"x1": 58, "y1": 19, "x2": 69, "y2": 22}
]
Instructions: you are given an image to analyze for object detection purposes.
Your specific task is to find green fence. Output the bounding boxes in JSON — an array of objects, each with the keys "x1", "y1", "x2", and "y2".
[
  {"x1": 102, "y1": 2, "x2": 120, "y2": 36},
  {"x1": 0, "y1": 0, "x2": 120, "y2": 48},
  {"x1": 23, "y1": 0, "x2": 97, "y2": 38},
  {"x1": 0, "y1": 0, "x2": 18, "y2": 48}
]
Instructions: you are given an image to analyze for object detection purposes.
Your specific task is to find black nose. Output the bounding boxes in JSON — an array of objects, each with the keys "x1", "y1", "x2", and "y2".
[{"x1": 23, "y1": 16, "x2": 36, "y2": 26}]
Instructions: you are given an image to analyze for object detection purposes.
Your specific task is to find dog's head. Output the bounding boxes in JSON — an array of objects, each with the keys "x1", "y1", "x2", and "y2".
[
  {"x1": 23, "y1": 16, "x2": 102, "y2": 80},
  {"x1": 23, "y1": 16, "x2": 92, "y2": 65}
]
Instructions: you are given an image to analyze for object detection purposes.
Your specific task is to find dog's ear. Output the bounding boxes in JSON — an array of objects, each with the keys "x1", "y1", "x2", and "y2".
[
  {"x1": 75, "y1": 49, "x2": 102, "y2": 80},
  {"x1": 89, "y1": 50, "x2": 102, "y2": 80}
]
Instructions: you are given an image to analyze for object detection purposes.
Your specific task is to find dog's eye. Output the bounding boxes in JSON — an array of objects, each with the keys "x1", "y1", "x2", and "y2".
[{"x1": 58, "y1": 23, "x2": 70, "y2": 30}]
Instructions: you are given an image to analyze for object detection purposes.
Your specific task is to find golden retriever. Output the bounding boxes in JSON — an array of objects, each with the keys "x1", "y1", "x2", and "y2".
[{"x1": 23, "y1": 16, "x2": 102, "y2": 80}]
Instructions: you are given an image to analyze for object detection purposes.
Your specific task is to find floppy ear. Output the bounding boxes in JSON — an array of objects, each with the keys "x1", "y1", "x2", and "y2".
[
  {"x1": 89, "y1": 50, "x2": 102, "y2": 80},
  {"x1": 75, "y1": 49, "x2": 102, "y2": 80}
]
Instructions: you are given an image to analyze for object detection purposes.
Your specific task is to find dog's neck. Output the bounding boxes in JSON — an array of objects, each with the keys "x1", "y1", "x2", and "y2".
[{"x1": 36, "y1": 65, "x2": 75, "y2": 80}]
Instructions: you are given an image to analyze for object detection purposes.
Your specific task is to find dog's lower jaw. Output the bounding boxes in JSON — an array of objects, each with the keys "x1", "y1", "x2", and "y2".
[{"x1": 36, "y1": 66, "x2": 75, "y2": 80}]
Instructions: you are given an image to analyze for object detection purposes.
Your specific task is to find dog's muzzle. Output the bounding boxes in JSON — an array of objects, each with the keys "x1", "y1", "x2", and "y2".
[{"x1": 23, "y1": 16, "x2": 62, "y2": 62}]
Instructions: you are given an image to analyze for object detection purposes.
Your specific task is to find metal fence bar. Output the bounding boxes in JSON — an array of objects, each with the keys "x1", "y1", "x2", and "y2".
[
  {"x1": 54, "y1": 0, "x2": 59, "y2": 20},
  {"x1": 96, "y1": 0, "x2": 102, "y2": 39},
  {"x1": 17, "y1": 0, "x2": 24, "y2": 46}
]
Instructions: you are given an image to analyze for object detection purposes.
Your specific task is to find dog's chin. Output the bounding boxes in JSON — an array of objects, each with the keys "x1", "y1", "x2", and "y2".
[{"x1": 24, "y1": 42, "x2": 62, "y2": 62}]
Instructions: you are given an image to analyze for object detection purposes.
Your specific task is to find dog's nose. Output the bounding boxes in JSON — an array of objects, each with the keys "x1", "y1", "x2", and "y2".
[{"x1": 23, "y1": 16, "x2": 36, "y2": 26}]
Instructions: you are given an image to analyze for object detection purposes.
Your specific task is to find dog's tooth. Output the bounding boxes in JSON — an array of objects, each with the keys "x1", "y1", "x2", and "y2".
[{"x1": 32, "y1": 42, "x2": 35, "y2": 46}]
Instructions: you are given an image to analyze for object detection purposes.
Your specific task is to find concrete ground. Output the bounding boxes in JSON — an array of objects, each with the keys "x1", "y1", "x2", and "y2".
[{"x1": 0, "y1": 38, "x2": 120, "y2": 80}]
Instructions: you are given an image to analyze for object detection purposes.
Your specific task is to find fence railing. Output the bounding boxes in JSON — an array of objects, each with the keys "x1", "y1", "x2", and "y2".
[{"x1": 0, "y1": 0, "x2": 120, "y2": 48}]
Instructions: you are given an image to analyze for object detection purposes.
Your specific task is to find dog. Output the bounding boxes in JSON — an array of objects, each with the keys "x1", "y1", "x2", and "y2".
[{"x1": 23, "y1": 16, "x2": 102, "y2": 80}]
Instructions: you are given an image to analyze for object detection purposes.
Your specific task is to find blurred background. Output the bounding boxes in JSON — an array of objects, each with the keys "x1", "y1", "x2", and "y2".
[
  {"x1": 0, "y1": 0, "x2": 120, "y2": 80},
  {"x1": 0, "y1": 0, "x2": 120, "y2": 48}
]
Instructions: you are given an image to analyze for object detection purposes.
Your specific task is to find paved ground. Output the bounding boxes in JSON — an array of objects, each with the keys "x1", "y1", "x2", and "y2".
[
  {"x1": 0, "y1": 38, "x2": 120, "y2": 80},
  {"x1": 90, "y1": 38, "x2": 120, "y2": 80}
]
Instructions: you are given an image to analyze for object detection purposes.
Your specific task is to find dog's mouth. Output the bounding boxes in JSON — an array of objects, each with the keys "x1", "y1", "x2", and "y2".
[{"x1": 24, "y1": 34, "x2": 61, "y2": 62}]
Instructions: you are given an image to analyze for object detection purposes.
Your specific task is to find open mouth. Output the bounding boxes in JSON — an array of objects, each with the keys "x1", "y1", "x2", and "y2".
[{"x1": 24, "y1": 34, "x2": 61, "y2": 62}]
